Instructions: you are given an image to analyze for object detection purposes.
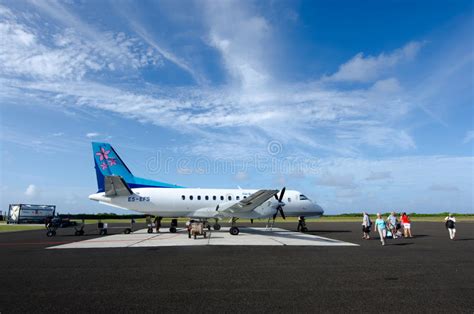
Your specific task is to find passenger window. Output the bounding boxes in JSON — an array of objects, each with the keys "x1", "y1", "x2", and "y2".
[
  {"x1": 236, "y1": 196, "x2": 240, "y2": 200},
  {"x1": 197, "y1": 195, "x2": 201, "y2": 200},
  {"x1": 288, "y1": 197, "x2": 291, "y2": 202},
  {"x1": 243, "y1": 196, "x2": 247, "y2": 199},
  {"x1": 190, "y1": 195, "x2": 193, "y2": 200},
  {"x1": 182, "y1": 195, "x2": 185, "y2": 200},
  {"x1": 213, "y1": 196, "x2": 216, "y2": 201},
  {"x1": 228, "y1": 195, "x2": 232, "y2": 201},
  {"x1": 220, "y1": 196, "x2": 224, "y2": 201},
  {"x1": 205, "y1": 196, "x2": 209, "y2": 200}
]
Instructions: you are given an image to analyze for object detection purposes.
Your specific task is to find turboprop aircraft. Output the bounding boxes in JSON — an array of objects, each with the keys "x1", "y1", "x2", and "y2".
[{"x1": 88, "y1": 142, "x2": 324, "y2": 235}]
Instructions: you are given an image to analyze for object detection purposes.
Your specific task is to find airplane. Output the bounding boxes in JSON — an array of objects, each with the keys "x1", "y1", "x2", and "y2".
[{"x1": 88, "y1": 142, "x2": 324, "y2": 235}]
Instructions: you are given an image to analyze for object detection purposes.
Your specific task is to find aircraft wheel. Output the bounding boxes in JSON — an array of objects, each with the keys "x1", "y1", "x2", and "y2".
[
  {"x1": 213, "y1": 224, "x2": 221, "y2": 231},
  {"x1": 124, "y1": 228, "x2": 131, "y2": 234},
  {"x1": 229, "y1": 227, "x2": 240, "y2": 236},
  {"x1": 75, "y1": 231, "x2": 80, "y2": 236},
  {"x1": 170, "y1": 226, "x2": 177, "y2": 233},
  {"x1": 302, "y1": 227, "x2": 308, "y2": 233},
  {"x1": 79, "y1": 230, "x2": 85, "y2": 236},
  {"x1": 147, "y1": 228, "x2": 153, "y2": 234},
  {"x1": 46, "y1": 231, "x2": 54, "y2": 237}
]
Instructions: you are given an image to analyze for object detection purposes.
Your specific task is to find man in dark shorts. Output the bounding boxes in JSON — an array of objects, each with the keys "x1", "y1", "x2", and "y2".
[{"x1": 362, "y1": 212, "x2": 371, "y2": 239}]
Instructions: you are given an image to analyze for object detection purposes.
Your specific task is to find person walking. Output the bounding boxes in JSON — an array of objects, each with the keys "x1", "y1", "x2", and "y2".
[
  {"x1": 362, "y1": 212, "x2": 371, "y2": 239},
  {"x1": 386, "y1": 212, "x2": 398, "y2": 239},
  {"x1": 400, "y1": 212, "x2": 413, "y2": 238},
  {"x1": 146, "y1": 215, "x2": 153, "y2": 233},
  {"x1": 153, "y1": 216, "x2": 161, "y2": 233},
  {"x1": 444, "y1": 214, "x2": 456, "y2": 240},
  {"x1": 374, "y1": 213, "x2": 387, "y2": 246}
]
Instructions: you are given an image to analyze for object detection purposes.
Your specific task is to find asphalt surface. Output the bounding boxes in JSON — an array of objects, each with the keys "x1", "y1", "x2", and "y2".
[{"x1": 0, "y1": 221, "x2": 473, "y2": 313}]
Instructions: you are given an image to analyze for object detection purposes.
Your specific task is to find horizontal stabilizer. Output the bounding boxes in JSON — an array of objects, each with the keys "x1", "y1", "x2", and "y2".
[{"x1": 104, "y1": 175, "x2": 133, "y2": 197}]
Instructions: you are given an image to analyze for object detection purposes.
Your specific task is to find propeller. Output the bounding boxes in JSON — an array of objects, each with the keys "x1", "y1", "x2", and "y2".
[{"x1": 273, "y1": 187, "x2": 286, "y2": 220}]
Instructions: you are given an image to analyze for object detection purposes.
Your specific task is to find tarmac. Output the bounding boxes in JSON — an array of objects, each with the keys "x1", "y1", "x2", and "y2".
[
  {"x1": 48, "y1": 226, "x2": 358, "y2": 249},
  {"x1": 0, "y1": 221, "x2": 473, "y2": 313}
]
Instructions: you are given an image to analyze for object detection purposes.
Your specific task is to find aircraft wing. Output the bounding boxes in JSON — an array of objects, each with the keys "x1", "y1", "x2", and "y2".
[
  {"x1": 222, "y1": 189, "x2": 278, "y2": 214},
  {"x1": 104, "y1": 175, "x2": 133, "y2": 197}
]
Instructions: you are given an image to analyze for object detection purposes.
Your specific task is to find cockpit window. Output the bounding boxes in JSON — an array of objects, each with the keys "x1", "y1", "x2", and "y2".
[{"x1": 299, "y1": 194, "x2": 309, "y2": 200}]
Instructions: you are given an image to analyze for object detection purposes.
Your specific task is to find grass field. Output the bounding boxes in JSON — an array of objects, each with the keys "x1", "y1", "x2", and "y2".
[
  {"x1": 1, "y1": 214, "x2": 472, "y2": 232},
  {"x1": 0, "y1": 223, "x2": 45, "y2": 233}
]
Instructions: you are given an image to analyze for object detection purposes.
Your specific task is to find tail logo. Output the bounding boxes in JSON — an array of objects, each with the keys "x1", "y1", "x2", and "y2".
[
  {"x1": 96, "y1": 147, "x2": 117, "y2": 170},
  {"x1": 96, "y1": 147, "x2": 110, "y2": 161}
]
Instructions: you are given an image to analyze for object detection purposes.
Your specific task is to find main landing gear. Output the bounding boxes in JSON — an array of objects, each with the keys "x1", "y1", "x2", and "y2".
[
  {"x1": 229, "y1": 217, "x2": 239, "y2": 235},
  {"x1": 213, "y1": 219, "x2": 221, "y2": 231},
  {"x1": 169, "y1": 218, "x2": 178, "y2": 233},
  {"x1": 297, "y1": 216, "x2": 308, "y2": 232}
]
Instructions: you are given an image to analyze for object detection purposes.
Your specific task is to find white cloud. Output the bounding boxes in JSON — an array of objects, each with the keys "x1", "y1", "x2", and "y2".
[
  {"x1": 203, "y1": 1, "x2": 272, "y2": 89},
  {"x1": 86, "y1": 132, "x2": 99, "y2": 138},
  {"x1": 311, "y1": 156, "x2": 473, "y2": 212},
  {"x1": 0, "y1": 3, "x2": 162, "y2": 81},
  {"x1": 365, "y1": 171, "x2": 392, "y2": 181},
  {"x1": 429, "y1": 184, "x2": 459, "y2": 192},
  {"x1": 234, "y1": 171, "x2": 248, "y2": 181},
  {"x1": 0, "y1": 2, "x2": 424, "y2": 159},
  {"x1": 325, "y1": 41, "x2": 423, "y2": 83},
  {"x1": 128, "y1": 19, "x2": 204, "y2": 84},
  {"x1": 463, "y1": 130, "x2": 474, "y2": 144},
  {"x1": 24, "y1": 184, "x2": 39, "y2": 197},
  {"x1": 316, "y1": 173, "x2": 357, "y2": 189}
]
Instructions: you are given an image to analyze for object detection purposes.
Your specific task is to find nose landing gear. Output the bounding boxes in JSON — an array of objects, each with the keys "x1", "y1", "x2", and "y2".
[{"x1": 297, "y1": 216, "x2": 308, "y2": 232}]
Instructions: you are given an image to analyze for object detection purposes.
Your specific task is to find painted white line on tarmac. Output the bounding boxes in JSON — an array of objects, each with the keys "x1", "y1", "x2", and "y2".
[{"x1": 47, "y1": 227, "x2": 358, "y2": 249}]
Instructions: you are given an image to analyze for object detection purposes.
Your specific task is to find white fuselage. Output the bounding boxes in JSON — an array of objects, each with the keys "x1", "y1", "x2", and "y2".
[{"x1": 89, "y1": 187, "x2": 324, "y2": 220}]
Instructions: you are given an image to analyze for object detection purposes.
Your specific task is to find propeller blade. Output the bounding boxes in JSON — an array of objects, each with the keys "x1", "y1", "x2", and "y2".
[
  {"x1": 278, "y1": 187, "x2": 286, "y2": 202},
  {"x1": 279, "y1": 207, "x2": 286, "y2": 220}
]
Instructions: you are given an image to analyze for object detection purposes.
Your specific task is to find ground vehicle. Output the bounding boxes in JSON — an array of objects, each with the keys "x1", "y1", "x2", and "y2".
[
  {"x1": 52, "y1": 217, "x2": 77, "y2": 228},
  {"x1": 98, "y1": 221, "x2": 134, "y2": 235},
  {"x1": 189, "y1": 222, "x2": 207, "y2": 239},
  {"x1": 8, "y1": 204, "x2": 55, "y2": 224}
]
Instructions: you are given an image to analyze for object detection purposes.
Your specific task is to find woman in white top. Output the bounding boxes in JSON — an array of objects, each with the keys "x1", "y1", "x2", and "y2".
[{"x1": 444, "y1": 214, "x2": 456, "y2": 240}]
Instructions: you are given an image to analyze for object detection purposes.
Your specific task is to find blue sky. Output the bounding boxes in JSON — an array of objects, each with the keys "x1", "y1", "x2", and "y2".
[{"x1": 0, "y1": 0, "x2": 473, "y2": 214}]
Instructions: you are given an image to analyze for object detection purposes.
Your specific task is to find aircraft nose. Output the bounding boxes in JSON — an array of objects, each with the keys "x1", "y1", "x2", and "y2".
[{"x1": 312, "y1": 203, "x2": 324, "y2": 216}]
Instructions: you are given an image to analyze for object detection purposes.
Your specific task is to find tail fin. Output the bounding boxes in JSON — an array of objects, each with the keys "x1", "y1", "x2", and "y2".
[
  {"x1": 92, "y1": 142, "x2": 135, "y2": 192},
  {"x1": 92, "y1": 142, "x2": 182, "y2": 192}
]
